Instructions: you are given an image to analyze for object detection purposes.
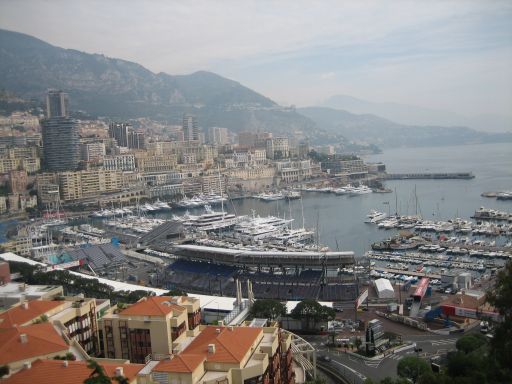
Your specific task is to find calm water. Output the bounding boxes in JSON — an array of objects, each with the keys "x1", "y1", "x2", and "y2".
[{"x1": 224, "y1": 142, "x2": 512, "y2": 256}]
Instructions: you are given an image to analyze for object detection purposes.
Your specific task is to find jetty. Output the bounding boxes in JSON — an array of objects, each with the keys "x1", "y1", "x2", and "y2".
[{"x1": 382, "y1": 172, "x2": 475, "y2": 180}]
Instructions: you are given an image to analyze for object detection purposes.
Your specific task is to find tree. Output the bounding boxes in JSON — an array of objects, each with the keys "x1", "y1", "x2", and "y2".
[
  {"x1": 250, "y1": 299, "x2": 286, "y2": 320},
  {"x1": 291, "y1": 299, "x2": 335, "y2": 330},
  {"x1": 163, "y1": 288, "x2": 188, "y2": 296},
  {"x1": 397, "y1": 356, "x2": 431, "y2": 383},
  {"x1": 455, "y1": 334, "x2": 487, "y2": 354},
  {"x1": 84, "y1": 360, "x2": 111, "y2": 384},
  {"x1": 354, "y1": 337, "x2": 362, "y2": 350},
  {"x1": 486, "y1": 260, "x2": 512, "y2": 378}
]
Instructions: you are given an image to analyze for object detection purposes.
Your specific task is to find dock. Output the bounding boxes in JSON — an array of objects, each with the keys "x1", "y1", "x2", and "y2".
[
  {"x1": 371, "y1": 267, "x2": 441, "y2": 279},
  {"x1": 382, "y1": 172, "x2": 475, "y2": 180}
]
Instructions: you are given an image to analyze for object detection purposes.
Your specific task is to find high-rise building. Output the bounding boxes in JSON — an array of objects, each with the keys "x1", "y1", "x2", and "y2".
[
  {"x1": 41, "y1": 91, "x2": 79, "y2": 172},
  {"x1": 182, "y1": 114, "x2": 199, "y2": 141},
  {"x1": 207, "y1": 126, "x2": 229, "y2": 145},
  {"x1": 108, "y1": 122, "x2": 131, "y2": 147},
  {"x1": 46, "y1": 89, "x2": 69, "y2": 118}
]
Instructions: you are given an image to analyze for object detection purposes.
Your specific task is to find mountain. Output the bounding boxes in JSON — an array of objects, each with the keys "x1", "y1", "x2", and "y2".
[
  {"x1": 0, "y1": 29, "x2": 316, "y2": 137},
  {"x1": 322, "y1": 95, "x2": 512, "y2": 133},
  {"x1": 298, "y1": 106, "x2": 512, "y2": 148}
]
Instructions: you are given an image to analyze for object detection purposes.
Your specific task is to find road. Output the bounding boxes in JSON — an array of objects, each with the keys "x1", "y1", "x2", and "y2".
[{"x1": 306, "y1": 333, "x2": 464, "y2": 383}]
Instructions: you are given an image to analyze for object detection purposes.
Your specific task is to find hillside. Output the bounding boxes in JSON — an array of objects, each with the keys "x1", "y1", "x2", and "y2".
[
  {"x1": 0, "y1": 29, "x2": 316, "y2": 137},
  {"x1": 298, "y1": 107, "x2": 512, "y2": 148}
]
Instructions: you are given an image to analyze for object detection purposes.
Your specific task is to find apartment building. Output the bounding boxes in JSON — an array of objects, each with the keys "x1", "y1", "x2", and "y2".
[
  {"x1": 103, "y1": 154, "x2": 136, "y2": 171},
  {"x1": 275, "y1": 160, "x2": 314, "y2": 183},
  {"x1": 266, "y1": 137, "x2": 289, "y2": 160},
  {"x1": 58, "y1": 169, "x2": 123, "y2": 201},
  {"x1": 135, "y1": 153, "x2": 178, "y2": 173},
  {"x1": 98, "y1": 296, "x2": 201, "y2": 363},
  {"x1": 151, "y1": 323, "x2": 294, "y2": 384},
  {"x1": 80, "y1": 141, "x2": 106, "y2": 162},
  {"x1": 321, "y1": 157, "x2": 369, "y2": 179}
]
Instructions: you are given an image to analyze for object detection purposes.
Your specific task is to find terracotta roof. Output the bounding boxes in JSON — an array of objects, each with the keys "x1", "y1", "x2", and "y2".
[
  {"x1": 120, "y1": 296, "x2": 185, "y2": 317},
  {"x1": 182, "y1": 326, "x2": 263, "y2": 364},
  {"x1": 0, "y1": 323, "x2": 68, "y2": 365},
  {"x1": 0, "y1": 300, "x2": 65, "y2": 329},
  {"x1": 1, "y1": 359, "x2": 145, "y2": 384},
  {"x1": 154, "y1": 354, "x2": 206, "y2": 373}
]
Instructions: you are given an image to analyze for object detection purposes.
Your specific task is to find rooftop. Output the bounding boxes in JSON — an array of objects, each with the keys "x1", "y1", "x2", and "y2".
[
  {"x1": 119, "y1": 296, "x2": 186, "y2": 317},
  {"x1": 0, "y1": 300, "x2": 65, "y2": 329},
  {"x1": 183, "y1": 325, "x2": 263, "y2": 364},
  {"x1": 1, "y1": 359, "x2": 145, "y2": 384},
  {"x1": 0, "y1": 323, "x2": 68, "y2": 365},
  {"x1": 154, "y1": 354, "x2": 206, "y2": 373}
]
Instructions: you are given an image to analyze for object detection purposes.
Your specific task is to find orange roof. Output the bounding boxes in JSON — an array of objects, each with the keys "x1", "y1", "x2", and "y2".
[
  {"x1": 0, "y1": 323, "x2": 68, "y2": 365},
  {"x1": 154, "y1": 354, "x2": 206, "y2": 373},
  {"x1": 120, "y1": 296, "x2": 185, "y2": 317},
  {"x1": 182, "y1": 326, "x2": 263, "y2": 364},
  {"x1": 1, "y1": 359, "x2": 145, "y2": 384},
  {"x1": 0, "y1": 300, "x2": 65, "y2": 329}
]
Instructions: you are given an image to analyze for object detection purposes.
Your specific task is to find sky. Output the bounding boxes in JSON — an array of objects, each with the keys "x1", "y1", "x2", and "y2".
[{"x1": 1, "y1": 0, "x2": 511, "y2": 118}]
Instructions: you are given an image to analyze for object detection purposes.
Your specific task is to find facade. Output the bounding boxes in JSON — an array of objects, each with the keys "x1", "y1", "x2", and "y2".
[
  {"x1": 104, "y1": 154, "x2": 136, "y2": 171},
  {"x1": 109, "y1": 122, "x2": 131, "y2": 147},
  {"x1": 58, "y1": 170, "x2": 123, "y2": 202},
  {"x1": 266, "y1": 137, "x2": 289, "y2": 160},
  {"x1": 135, "y1": 153, "x2": 178, "y2": 173},
  {"x1": 183, "y1": 115, "x2": 199, "y2": 142},
  {"x1": 207, "y1": 126, "x2": 229, "y2": 145},
  {"x1": 41, "y1": 117, "x2": 80, "y2": 172},
  {"x1": 98, "y1": 296, "x2": 201, "y2": 363},
  {"x1": 80, "y1": 141, "x2": 106, "y2": 162},
  {"x1": 46, "y1": 90, "x2": 69, "y2": 118},
  {"x1": 321, "y1": 157, "x2": 368, "y2": 179},
  {"x1": 8, "y1": 170, "x2": 28, "y2": 194},
  {"x1": 275, "y1": 160, "x2": 313, "y2": 183}
]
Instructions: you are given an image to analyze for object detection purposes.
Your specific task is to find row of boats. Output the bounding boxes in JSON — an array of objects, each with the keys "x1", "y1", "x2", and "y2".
[
  {"x1": 301, "y1": 184, "x2": 373, "y2": 196},
  {"x1": 176, "y1": 194, "x2": 227, "y2": 208},
  {"x1": 254, "y1": 191, "x2": 301, "y2": 201},
  {"x1": 365, "y1": 210, "x2": 512, "y2": 236},
  {"x1": 91, "y1": 200, "x2": 171, "y2": 218}
]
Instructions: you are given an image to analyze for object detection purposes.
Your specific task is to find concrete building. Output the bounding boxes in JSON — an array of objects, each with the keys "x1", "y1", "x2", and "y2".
[
  {"x1": 135, "y1": 153, "x2": 178, "y2": 173},
  {"x1": 152, "y1": 323, "x2": 295, "y2": 384},
  {"x1": 103, "y1": 154, "x2": 136, "y2": 172},
  {"x1": 98, "y1": 296, "x2": 201, "y2": 363},
  {"x1": 58, "y1": 170, "x2": 123, "y2": 202},
  {"x1": 80, "y1": 141, "x2": 106, "y2": 162},
  {"x1": 183, "y1": 115, "x2": 199, "y2": 142},
  {"x1": 266, "y1": 137, "x2": 289, "y2": 160},
  {"x1": 321, "y1": 157, "x2": 368, "y2": 179},
  {"x1": 207, "y1": 126, "x2": 229, "y2": 145},
  {"x1": 0, "y1": 281, "x2": 64, "y2": 309},
  {"x1": 275, "y1": 160, "x2": 313, "y2": 183},
  {"x1": 8, "y1": 170, "x2": 28, "y2": 194},
  {"x1": 41, "y1": 117, "x2": 80, "y2": 172},
  {"x1": 46, "y1": 89, "x2": 69, "y2": 118},
  {"x1": 109, "y1": 122, "x2": 131, "y2": 147}
]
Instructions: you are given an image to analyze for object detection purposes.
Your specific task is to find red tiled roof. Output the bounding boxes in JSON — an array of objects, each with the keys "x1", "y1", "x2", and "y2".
[
  {"x1": 182, "y1": 326, "x2": 263, "y2": 364},
  {"x1": 154, "y1": 354, "x2": 205, "y2": 373},
  {"x1": 1, "y1": 359, "x2": 145, "y2": 384},
  {"x1": 0, "y1": 300, "x2": 65, "y2": 329},
  {"x1": 0, "y1": 323, "x2": 68, "y2": 365},
  {"x1": 120, "y1": 296, "x2": 185, "y2": 317}
]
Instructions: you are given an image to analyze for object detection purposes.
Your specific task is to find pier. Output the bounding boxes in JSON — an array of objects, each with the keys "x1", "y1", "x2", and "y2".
[
  {"x1": 382, "y1": 172, "x2": 475, "y2": 180},
  {"x1": 371, "y1": 267, "x2": 441, "y2": 279}
]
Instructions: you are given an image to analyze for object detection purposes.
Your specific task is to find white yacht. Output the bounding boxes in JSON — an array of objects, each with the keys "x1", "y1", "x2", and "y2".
[
  {"x1": 364, "y1": 210, "x2": 388, "y2": 223},
  {"x1": 349, "y1": 185, "x2": 372, "y2": 196}
]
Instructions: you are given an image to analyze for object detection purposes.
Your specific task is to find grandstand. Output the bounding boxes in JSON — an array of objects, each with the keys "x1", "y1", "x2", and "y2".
[
  {"x1": 164, "y1": 259, "x2": 359, "y2": 302},
  {"x1": 68, "y1": 243, "x2": 126, "y2": 272}
]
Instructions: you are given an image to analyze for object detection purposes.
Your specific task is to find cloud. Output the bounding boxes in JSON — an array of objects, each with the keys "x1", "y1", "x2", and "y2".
[{"x1": 0, "y1": 0, "x2": 511, "y2": 116}]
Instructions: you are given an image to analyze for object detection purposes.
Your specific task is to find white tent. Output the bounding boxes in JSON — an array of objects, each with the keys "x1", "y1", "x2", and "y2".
[{"x1": 374, "y1": 278, "x2": 395, "y2": 299}]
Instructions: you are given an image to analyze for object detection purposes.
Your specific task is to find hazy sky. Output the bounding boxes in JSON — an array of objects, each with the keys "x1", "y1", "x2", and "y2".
[{"x1": 1, "y1": 0, "x2": 511, "y2": 117}]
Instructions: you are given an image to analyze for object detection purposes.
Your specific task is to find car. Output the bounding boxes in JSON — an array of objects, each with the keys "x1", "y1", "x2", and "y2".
[
  {"x1": 319, "y1": 355, "x2": 331, "y2": 362},
  {"x1": 445, "y1": 288, "x2": 452, "y2": 294}
]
